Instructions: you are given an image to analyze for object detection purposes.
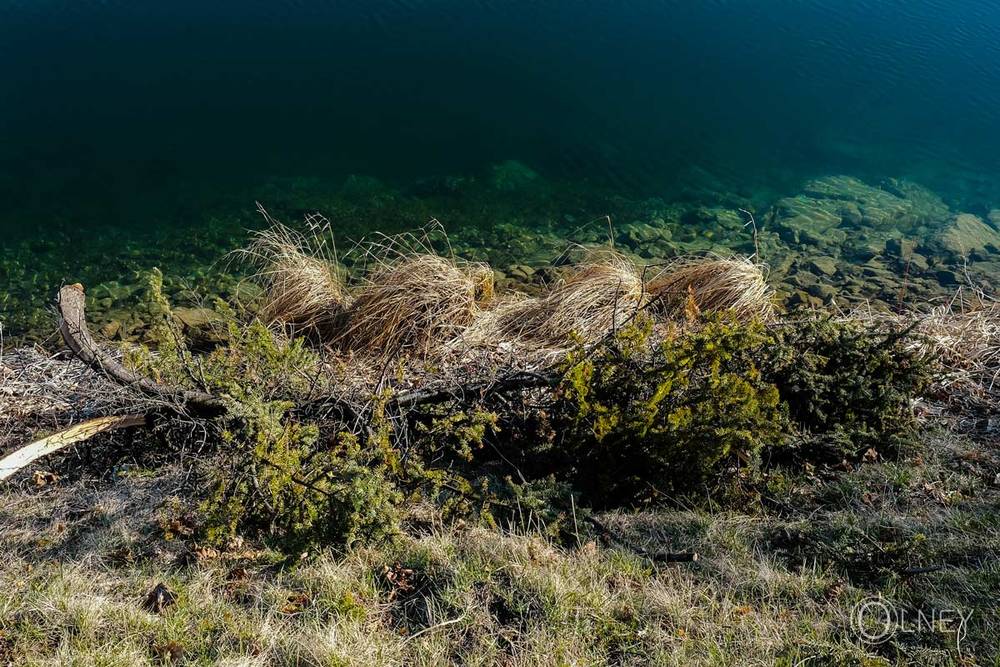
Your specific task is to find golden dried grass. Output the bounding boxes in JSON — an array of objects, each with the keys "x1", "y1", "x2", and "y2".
[
  {"x1": 899, "y1": 291, "x2": 1000, "y2": 410},
  {"x1": 646, "y1": 255, "x2": 774, "y2": 321},
  {"x1": 469, "y1": 251, "x2": 646, "y2": 348},
  {"x1": 241, "y1": 212, "x2": 348, "y2": 334},
  {"x1": 336, "y1": 254, "x2": 492, "y2": 357}
]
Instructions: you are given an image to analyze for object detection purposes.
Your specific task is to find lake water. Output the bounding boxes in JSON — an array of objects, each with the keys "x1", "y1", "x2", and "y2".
[{"x1": 2, "y1": 0, "x2": 1000, "y2": 337}]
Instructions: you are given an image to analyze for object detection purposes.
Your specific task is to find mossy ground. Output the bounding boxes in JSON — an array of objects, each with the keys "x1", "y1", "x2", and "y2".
[{"x1": 1, "y1": 422, "x2": 996, "y2": 665}]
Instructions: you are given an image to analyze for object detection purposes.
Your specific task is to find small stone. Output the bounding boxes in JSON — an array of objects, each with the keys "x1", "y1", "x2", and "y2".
[
  {"x1": 172, "y1": 307, "x2": 221, "y2": 330},
  {"x1": 626, "y1": 223, "x2": 661, "y2": 244},
  {"x1": 787, "y1": 290, "x2": 823, "y2": 308},
  {"x1": 885, "y1": 238, "x2": 914, "y2": 257},
  {"x1": 799, "y1": 229, "x2": 826, "y2": 247},
  {"x1": 935, "y1": 269, "x2": 960, "y2": 285},
  {"x1": 99, "y1": 321, "x2": 123, "y2": 339},
  {"x1": 848, "y1": 241, "x2": 884, "y2": 261},
  {"x1": 792, "y1": 271, "x2": 819, "y2": 288},
  {"x1": 507, "y1": 265, "x2": 535, "y2": 281},
  {"x1": 907, "y1": 252, "x2": 929, "y2": 272},
  {"x1": 838, "y1": 203, "x2": 863, "y2": 226},
  {"x1": 862, "y1": 261, "x2": 889, "y2": 278},
  {"x1": 807, "y1": 256, "x2": 838, "y2": 276},
  {"x1": 807, "y1": 283, "x2": 837, "y2": 301}
]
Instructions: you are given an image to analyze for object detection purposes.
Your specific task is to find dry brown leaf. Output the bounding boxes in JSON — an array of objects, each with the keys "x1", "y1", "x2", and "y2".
[{"x1": 142, "y1": 583, "x2": 177, "y2": 614}]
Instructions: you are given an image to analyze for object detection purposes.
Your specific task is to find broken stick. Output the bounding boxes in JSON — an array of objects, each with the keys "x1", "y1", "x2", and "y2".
[{"x1": 0, "y1": 414, "x2": 147, "y2": 482}]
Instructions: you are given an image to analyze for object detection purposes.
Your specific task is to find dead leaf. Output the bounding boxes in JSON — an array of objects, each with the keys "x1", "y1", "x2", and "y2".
[
  {"x1": 153, "y1": 640, "x2": 184, "y2": 664},
  {"x1": 142, "y1": 583, "x2": 177, "y2": 614},
  {"x1": 383, "y1": 563, "x2": 417, "y2": 602},
  {"x1": 824, "y1": 581, "x2": 846, "y2": 601},
  {"x1": 192, "y1": 544, "x2": 220, "y2": 561},
  {"x1": 32, "y1": 470, "x2": 58, "y2": 487},
  {"x1": 163, "y1": 517, "x2": 194, "y2": 541},
  {"x1": 280, "y1": 591, "x2": 311, "y2": 615}
]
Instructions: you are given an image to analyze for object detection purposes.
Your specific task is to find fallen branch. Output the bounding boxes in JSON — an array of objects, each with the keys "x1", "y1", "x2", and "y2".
[
  {"x1": 57, "y1": 284, "x2": 555, "y2": 422},
  {"x1": 585, "y1": 515, "x2": 699, "y2": 564},
  {"x1": 58, "y1": 284, "x2": 226, "y2": 417},
  {"x1": 0, "y1": 414, "x2": 147, "y2": 482}
]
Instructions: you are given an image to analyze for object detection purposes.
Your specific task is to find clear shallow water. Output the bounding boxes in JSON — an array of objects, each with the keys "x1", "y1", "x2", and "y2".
[{"x1": 1, "y1": 0, "x2": 1000, "y2": 319}]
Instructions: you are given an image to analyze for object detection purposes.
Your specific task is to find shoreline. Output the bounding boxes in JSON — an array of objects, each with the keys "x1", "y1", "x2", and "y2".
[{"x1": 4, "y1": 169, "x2": 1000, "y2": 346}]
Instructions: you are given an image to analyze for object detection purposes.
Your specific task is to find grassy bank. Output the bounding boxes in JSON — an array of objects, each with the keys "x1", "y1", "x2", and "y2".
[{"x1": 1, "y1": 419, "x2": 996, "y2": 665}]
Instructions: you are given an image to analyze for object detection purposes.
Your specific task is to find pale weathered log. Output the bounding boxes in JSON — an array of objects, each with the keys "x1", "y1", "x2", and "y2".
[
  {"x1": 0, "y1": 414, "x2": 146, "y2": 482},
  {"x1": 57, "y1": 284, "x2": 226, "y2": 417}
]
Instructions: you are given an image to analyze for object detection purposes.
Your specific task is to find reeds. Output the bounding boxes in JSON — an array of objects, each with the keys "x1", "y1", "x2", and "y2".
[
  {"x1": 646, "y1": 255, "x2": 774, "y2": 321},
  {"x1": 238, "y1": 218, "x2": 777, "y2": 359}
]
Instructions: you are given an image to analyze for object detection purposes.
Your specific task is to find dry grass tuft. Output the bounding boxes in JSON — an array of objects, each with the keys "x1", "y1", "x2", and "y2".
[
  {"x1": 337, "y1": 254, "x2": 491, "y2": 357},
  {"x1": 647, "y1": 255, "x2": 774, "y2": 321},
  {"x1": 242, "y1": 214, "x2": 348, "y2": 334},
  {"x1": 902, "y1": 290, "x2": 1000, "y2": 413},
  {"x1": 470, "y1": 251, "x2": 646, "y2": 348}
]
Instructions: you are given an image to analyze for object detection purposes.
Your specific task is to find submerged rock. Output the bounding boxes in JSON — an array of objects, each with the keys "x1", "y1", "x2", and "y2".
[
  {"x1": 172, "y1": 307, "x2": 222, "y2": 331},
  {"x1": 773, "y1": 176, "x2": 949, "y2": 254},
  {"x1": 806, "y1": 256, "x2": 839, "y2": 277},
  {"x1": 807, "y1": 283, "x2": 837, "y2": 301},
  {"x1": 99, "y1": 320, "x2": 123, "y2": 340},
  {"x1": 936, "y1": 213, "x2": 1000, "y2": 257},
  {"x1": 489, "y1": 160, "x2": 541, "y2": 192}
]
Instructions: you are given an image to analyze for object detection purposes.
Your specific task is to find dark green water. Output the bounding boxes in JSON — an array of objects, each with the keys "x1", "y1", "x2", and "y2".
[{"x1": 2, "y1": 1, "x2": 1000, "y2": 337}]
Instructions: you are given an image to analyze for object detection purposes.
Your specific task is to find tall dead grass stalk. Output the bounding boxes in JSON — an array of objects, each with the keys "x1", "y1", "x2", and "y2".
[{"x1": 336, "y1": 254, "x2": 492, "y2": 357}]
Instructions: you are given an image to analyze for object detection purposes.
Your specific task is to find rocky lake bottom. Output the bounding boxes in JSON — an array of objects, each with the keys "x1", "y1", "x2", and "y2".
[{"x1": 3, "y1": 163, "x2": 1000, "y2": 346}]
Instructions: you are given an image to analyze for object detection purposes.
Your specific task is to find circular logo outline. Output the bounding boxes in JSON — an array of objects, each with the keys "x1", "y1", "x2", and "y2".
[{"x1": 850, "y1": 597, "x2": 895, "y2": 644}]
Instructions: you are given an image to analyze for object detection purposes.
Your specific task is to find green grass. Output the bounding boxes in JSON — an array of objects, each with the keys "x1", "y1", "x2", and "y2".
[{"x1": 1, "y1": 424, "x2": 997, "y2": 665}]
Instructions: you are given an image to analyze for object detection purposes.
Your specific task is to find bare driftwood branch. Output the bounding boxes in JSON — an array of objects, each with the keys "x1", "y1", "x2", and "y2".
[
  {"x1": 57, "y1": 284, "x2": 226, "y2": 417},
  {"x1": 0, "y1": 414, "x2": 147, "y2": 482}
]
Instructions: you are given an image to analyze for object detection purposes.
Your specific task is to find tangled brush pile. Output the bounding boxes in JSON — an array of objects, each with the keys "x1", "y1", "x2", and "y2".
[{"x1": 890, "y1": 290, "x2": 1000, "y2": 414}]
